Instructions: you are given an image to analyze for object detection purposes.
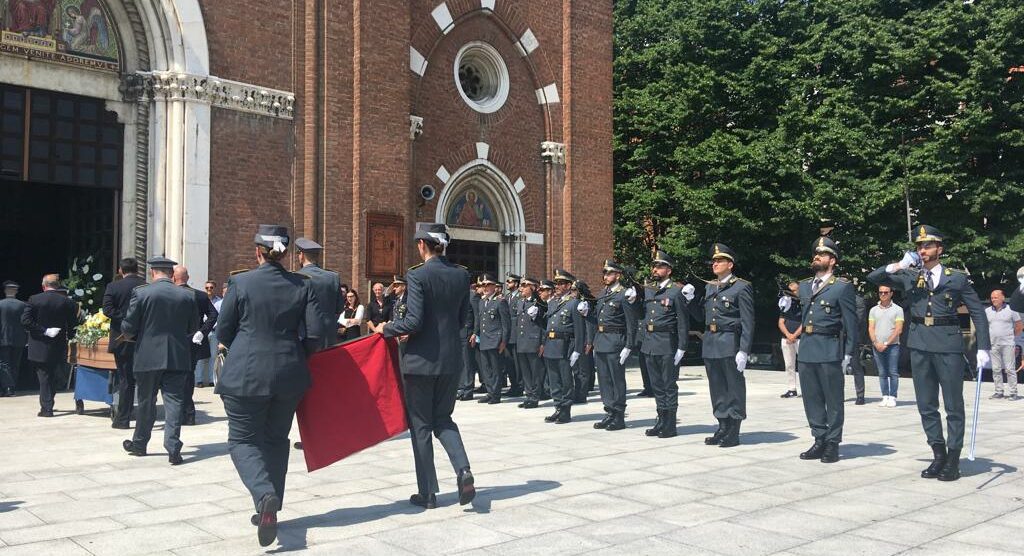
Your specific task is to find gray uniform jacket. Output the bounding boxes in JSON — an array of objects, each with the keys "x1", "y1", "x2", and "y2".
[
  {"x1": 591, "y1": 284, "x2": 637, "y2": 353},
  {"x1": 640, "y1": 281, "x2": 689, "y2": 356},
  {"x1": 687, "y1": 277, "x2": 755, "y2": 359},
  {"x1": 542, "y1": 294, "x2": 586, "y2": 360},
  {"x1": 796, "y1": 276, "x2": 858, "y2": 363},
  {"x1": 515, "y1": 295, "x2": 547, "y2": 354},
  {"x1": 0, "y1": 297, "x2": 28, "y2": 348},
  {"x1": 383, "y1": 256, "x2": 471, "y2": 376},
  {"x1": 122, "y1": 279, "x2": 199, "y2": 373},
  {"x1": 461, "y1": 292, "x2": 479, "y2": 341},
  {"x1": 867, "y1": 265, "x2": 990, "y2": 353},
  {"x1": 475, "y1": 294, "x2": 510, "y2": 351},
  {"x1": 297, "y1": 264, "x2": 343, "y2": 350},
  {"x1": 505, "y1": 290, "x2": 521, "y2": 344},
  {"x1": 215, "y1": 263, "x2": 322, "y2": 396}
]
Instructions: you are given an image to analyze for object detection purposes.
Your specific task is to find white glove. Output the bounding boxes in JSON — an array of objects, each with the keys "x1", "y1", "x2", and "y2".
[
  {"x1": 576, "y1": 301, "x2": 590, "y2": 317},
  {"x1": 842, "y1": 355, "x2": 852, "y2": 373},
  {"x1": 735, "y1": 351, "x2": 748, "y2": 373},
  {"x1": 976, "y1": 349, "x2": 991, "y2": 370},
  {"x1": 681, "y1": 283, "x2": 695, "y2": 302},
  {"x1": 569, "y1": 351, "x2": 580, "y2": 367},
  {"x1": 44, "y1": 327, "x2": 61, "y2": 338},
  {"x1": 897, "y1": 250, "x2": 921, "y2": 270},
  {"x1": 673, "y1": 349, "x2": 685, "y2": 366},
  {"x1": 192, "y1": 331, "x2": 204, "y2": 345},
  {"x1": 778, "y1": 296, "x2": 792, "y2": 312},
  {"x1": 619, "y1": 348, "x2": 631, "y2": 365},
  {"x1": 624, "y1": 287, "x2": 637, "y2": 303},
  {"x1": 526, "y1": 305, "x2": 539, "y2": 318}
]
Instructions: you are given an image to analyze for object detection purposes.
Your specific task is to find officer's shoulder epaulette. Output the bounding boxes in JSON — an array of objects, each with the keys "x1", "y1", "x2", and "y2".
[
  {"x1": 800, "y1": 277, "x2": 813, "y2": 283},
  {"x1": 230, "y1": 269, "x2": 249, "y2": 276},
  {"x1": 945, "y1": 268, "x2": 960, "y2": 276},
  {"x1": 407, "y1": 263, "x2": 424, "y2": 272},
  {"x1": 292, "y1": 272, "x2": 311, "y2": 279},
  {"x1": 836, "y1": 277, "x2": 851, "y2": 283},
  {"x1": 733, "y1": 277, "x2": 750, "y2": 284}
]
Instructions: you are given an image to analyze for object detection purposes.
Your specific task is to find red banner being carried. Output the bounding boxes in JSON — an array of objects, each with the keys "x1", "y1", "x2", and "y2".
[{"x1": 296, "y1": 334, "x2": 407, "y2": 472}]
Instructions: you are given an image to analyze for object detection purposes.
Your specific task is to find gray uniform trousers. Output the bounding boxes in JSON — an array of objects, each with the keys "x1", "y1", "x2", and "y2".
[
  {"x1": 705, "y1": 357, "x2": 746, "y2": 420},
  {"x1": 404, "y1": 373, "x2": 470, "y2": 495},
  {"x1": 132, "y1": 370, "x2": 187, "y2": 454},
  {"x1": 544, "y1": 357, "x2": 573, "y2": 409},
  {"x1": 222, "y1": 392, "x2": 303, "y2": 510},
  {"x1": 799, "y1": 362, "x2": 845, "y2": 442},
  {"x1": 459, "y1": 340, "x2": 479, "y2": 393},
  {"x1": 593, "y1": 352, "x2": 627, "y2": 413},
  {"x1": 646, "y1": 354, "x2": 679, "y2": 411},
  {"x1": 516, "y1": 351, "x2": 544, "y2": 402},
  {"x1": 479, "y1": 349, "x2": 504, "y2": 398},
  {"x1": 911, "y1": 350, "x2": 966, "y2": 450}
]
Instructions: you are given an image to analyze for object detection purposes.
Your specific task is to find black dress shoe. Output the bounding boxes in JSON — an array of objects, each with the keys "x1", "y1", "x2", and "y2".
[
  {"x1": 506, "y1": 389, "x2": 524, "y2": 397},
  {"x1": 593, "y1": 413, "x2": 614, "y2": 429},
  {"x1": 256, "y1": 493, "x2": 281, "y2": 547},
  {"x1": 780, "y1": 390, "x2": 798, "y2": 398},
  {"x1": 37, "y1": 410, "x2": 54, "y2": 417},
  {"x1": 250, "y1": 513, "x2": 260, "y2": 526},
  {"x1": 487, "y1": 397, "x2": 501, "y2": 405},
  {"x1": 937, "y1": 449, "x2": 961, "y2": 481},
  {"x1": 122, "y1": 439, "x2": 146, "y2": 456},
  {"x1": 855, "y1": 396, "x2": 866, "y2": 405},
  {"x1": 293, "y1": 442, "x2": 303, "y2": 450},
  {"x1": 458, "y1": 392, "x2": 474, "y2": 401},
  {"x1": 820, "y1": 442, "x2": 840, "y2": 463},
  {"x1": 206, "y1": 382, "x2": 216, "y2": 388},
  {"x1": 75, "y1": 400, "x2": 84, "y2": 415},
  {"x1": 111, "y1": 422, "x2": 131, "y2": 430},
  {"x1": 195, "y1": 383, "x2": 206, "y2": 388},
  {"x1": 921, "y1": 443, "x2": 947, "y2": 479},
  {"x1": 457, "y1": 468, "x2": 476, "y2": 505},
  {"x1": 477, "y1": 395, "x2": 492, "y2": 404},
  {"x1": 523, "y1": 400, "x2": 539, "y2": 409},
  {"x1": 800, "y1": 440, "x2": 825, "y2": 460},
  {"x1": 168, "y1": 452, "x2": 184, "y2": 465},
  {"x1": 473, "y1": 385, "x2": 487, "y2": 394},
  {"x1": 183, "y1": 415, "x2": 196, "y2": 426},
  {"x1": 636, "y1": 389, "x2": 653, "y2": 398},
  {"x1": 409, "y1": 492, "x2": 437, "y2": 509}
]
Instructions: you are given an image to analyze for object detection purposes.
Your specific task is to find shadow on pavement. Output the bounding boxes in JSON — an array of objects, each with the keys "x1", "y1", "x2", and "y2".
[
  {"x1": 961, "y1": 457, "x2": 1017, "y2": 487},
  {"x1": 740, "y1": 431, "x2": 799, "y2": 445},
  {"x1": 840, "y1": 442, "x2": 896, "y2": 459},
  {"x1": 182, "y1": 441, "x2": 230, "y2": 464},
  {"x1": 0, "y1": 501, "x2": 22, "y2": 514}
]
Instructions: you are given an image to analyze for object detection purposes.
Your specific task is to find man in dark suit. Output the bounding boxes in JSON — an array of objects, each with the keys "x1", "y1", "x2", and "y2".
[
  {"x1": 21, "y1": 274, "x2": 78, "y2": 416},
  {"x1": 373, "y1": 222, "x2": 475, "y2": 510},
  {"x1": 102, "y1": 258, "x2": 147, "y2": 428},
  {"x1": 173, "y1": 265, "x2": 218, "y2": 426},
  {"x1": 0, "y1": 281, "x2": 28, "y2": 396},
  {"x1": 295, "y1": 238, "x2": 344, "y2": 349},
  {"x1": 121, "y1": 257, "x2": 199, "y2": 464}
]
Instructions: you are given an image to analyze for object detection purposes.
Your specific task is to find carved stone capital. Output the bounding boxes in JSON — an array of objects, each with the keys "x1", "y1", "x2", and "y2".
[
  {"x1": 133, "y1": 71, "x2": 296, "y2": 120},
  {"x1": 541, "y1": 141, "x2": 565, "y2": 165},
  {"x1": 410, "y1": 115, "x2": 424, "y2": 140}
]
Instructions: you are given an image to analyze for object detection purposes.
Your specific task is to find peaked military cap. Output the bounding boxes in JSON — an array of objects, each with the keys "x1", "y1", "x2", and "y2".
[
  {"x1": 147, "y1": 255, "x2": 177, "y2": 270},
  {"x1": 652, "y1": 249, "x2": 674, "y2": 268},
  {"x1": 413, "y1": 222, "x2": 449, "y2": 245},
  {"x1": 553, "y1": 268, "x2": 576, "y2": 283},
  {"x1": 710, "y1": 243, "x2": 736, "y2": 262},
  {"x1": 254, "y1": 224, "x2": 290, "y2": 252},
  {"x1": 478, "y1": 273, "x2": 498, "y2": 285},
  {"x1": 506, "y1": 272, "x2": 522, "y2": 282},
  {"x1": 294, "y1": 237, "x2": 323, "y2": 252},
  {"x1": 538, "y1": 280, "x2": 555, "y2": 290},
  {"x1": 603, "y1": 259, "x2": 625, "y2": 273},
  {"x1": 812, "y1": 236, "x2": 839, "y2": 259},
  {"x1": 521, "y1": 276, "x2": 539, "y2": 287},
  {"x1": 391, "y1": 274, "x2": 406, "y2": 285},
  {"x1": 3, "y1": 280, "x2": 19, "y2": 290},
  {"x1": 914, "y1": 224, "x2": 943, "y2": 244}
]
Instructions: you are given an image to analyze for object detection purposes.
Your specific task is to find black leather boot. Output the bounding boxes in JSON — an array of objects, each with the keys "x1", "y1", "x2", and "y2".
[
  {"x1": 921, "y1": 443, "x2": 947, "y2": 479},
  {"x1": 704, "y1": 418, "x2": 728, "y2": 445},
  {"x1": 719, "y1": 418, "x2": 740, "y2": 448},
  {"x1": 645, "y1": 409, "x2": 664, "y2": 437},
  {"x1": 544, "y1": 409, "x2": 561, "y2": 423},
  {"x1": 800, "y1": 439, "x2": 825, "y2": 460},
  {"x1": 593, "y1": 411, "x2": 614, "y2": 429},
  {"x1": 658, "y1": 409, "x2": 677, "y2": 438},
  {"x1": 937, "y1": 448, "x2": 961, "y2": 481},
  {"x1": 555, "y1": 406, "x2": 571, "y2": 423},
  {"x1": 819, "y1": 441, "x2": 840, "y2": 463},
  {"x1": 606, "y1": 410, "x2": 625, "y2": 431}
]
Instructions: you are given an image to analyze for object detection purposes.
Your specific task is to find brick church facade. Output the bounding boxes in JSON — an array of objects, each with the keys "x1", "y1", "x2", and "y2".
[{"x1": 0, "y1": 1, "x2": 612, "y2": 293}]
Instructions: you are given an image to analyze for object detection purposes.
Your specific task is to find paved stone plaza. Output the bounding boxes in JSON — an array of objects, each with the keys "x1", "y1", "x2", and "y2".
[{"x1": 1, "y1": 367, "x2": 1023, "y2": 555}]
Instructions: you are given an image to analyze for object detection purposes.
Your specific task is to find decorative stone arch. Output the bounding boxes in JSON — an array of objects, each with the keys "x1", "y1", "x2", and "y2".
[{"x1": 435, "y1": 160, "x2": 527, "y2": 276}]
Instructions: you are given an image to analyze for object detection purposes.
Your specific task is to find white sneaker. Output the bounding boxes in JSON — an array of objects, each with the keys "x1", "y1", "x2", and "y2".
[
  {"x1": 878, "y1": 396, "x2": 889, "y2": 407},
  {"x1": 887, "y1": 397, "x2": 898, "y2": 407}
]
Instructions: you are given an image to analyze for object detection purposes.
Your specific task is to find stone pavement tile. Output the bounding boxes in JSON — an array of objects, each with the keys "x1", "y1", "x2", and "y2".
[
  {"x1": 734, "y1": 506, "x2": 860, "y2": 541},
  {"x1": 291, "y1": 536, "x2": 417, "y2": 555},
  {"x1": 595, "y1": 468, "x2": 672, "y2": 486},
  {"x1": 702, "y1": 491, "x2": 791, "y2": 513},
  {"x1": 371, "y1": 520, "x2": 515, "y2": 555},
  {"x1": 945, "y1": 491, "x2": 1024, "y2": 516},
  {"x1": 462, "y1": 504, "x2": 588, "y2": 537},
  {"x1": 0, "y1": 510, "x2": 44, "y2": 532},
  {"x1": 945, "y1": 522, "x2": 1024, "y2": 553},
  {"x1": 113, "y1": 502, "x2": 229, "y2": 527},
  {"x1": 64, "y1": 480, "x2": 169, "y2": 501},
  {"x1": 900, "y1": 539, "x2": 1022, "y2": 556},
  {"x1": 590, "y1": 535, "x2": 718, "y2": 556},
  {"x1": 565, "y1": 514, "x2": 676, "y2": 546},
  {"x1": 660, "y1": 520, "x2": 805, "y2": 556},
  {"x1": 27, "y1": 496, "x2": 151, "y2": 524},
  {"x1": 898, "y1": 502, "x2": 994, "y2": 530},
  {"x1": 749, "y1": 479, "x2": 839, "y2": 502},
  {"x1": 846, "y1": 517, "x2": 955, "y2": 547},
  {"x1": 0, "y1": 517, "x2": 124, "y2": 546},
  {"x1": 2, "y1": 475, "x2": 102, "y2": 497},
  {"x1": 73, "y1": 522, "x2": 217, "y2": 556},
  {"x1": 538, "y1": 492, "x2": 652, "y2": 522},
  {"x1": 839, "y1": 484, "x2": 948, "y2": 513},
  {"x1": 669, "y1": 472, "x2": 762, "y2": 495},
  {"x1": 605, "y1": 481, "x2": 712, "y2": 507},
  {"x1": 638, "y1": 501, "x2": 740, "y2": 528},
  {"x1": 786, "y1": 533, "x2": 910, "y2": 555},
  {"x1": 133, "y1": 483, "x2": 240, "y2": 508},
  {"x1": 0, "y1": 539, "x2": 92, "y2": 556},
  {"x1": 486, "y1": 530, "x2": 610, "y2": 555},
  {"x1": 213, "y1": 488, "x2": 317, "y2": 512},
  {"x1": 786, "y1": 494, "x2": 905, "y2": 523}
]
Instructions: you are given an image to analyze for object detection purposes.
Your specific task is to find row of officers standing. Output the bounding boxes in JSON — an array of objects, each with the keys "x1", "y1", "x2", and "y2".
[{"x1": 461, "y1": 225, "x2": 991, "y2": 483}]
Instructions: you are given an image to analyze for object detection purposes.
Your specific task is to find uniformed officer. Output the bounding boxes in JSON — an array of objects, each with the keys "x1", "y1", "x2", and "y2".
[
  {"x1": 504, "y1": 273, "x2": 523, "y2": 397},
  {"x1": 640, "y1": 250, "x2": 690, "y2": 438},
  {"x1": 101, "y1": 259, "x2": 147, "y2": 428},
  {"x1": 473, "y1": 274, "x2": 510, "y2": 404},
  {"x1": 295, "y1": 238, "x2": 344, "y2": 350},
  {"x1": 572, "y1": 280, "x2": 598, "y2": 403},
  {"x1": 536, "y1": 280, "x2": 555, "y2": 400},
  {"x1": 790, "y1": 237, "x2": 858, "y2": 463},
  {"x1": 542, "y1": 269, "x2": 586, "y2": 423},
  {"x1": 591, "y1": 260, "x2": 638, "y2": 431},
  {"x1": 683, "y1": 244, "x2": 754, "y2": 447},
  {"x1": 389, "y1": 275, "x2": 409, "y2": 362},
  {"x1": 0, "y1": 281, "x2": 28, "y2": 397},
  {"x1": 120, "y1": 256, "x2": 199, "y2": 465},
  {"x1": 373, "y1": 222, "x2": 476, "y2": 510},
  {"x1": 514, "y1": 277, "x2": 547, "y2": 408},
  {"x1": 868, "y1": 225, "x2": 990, "y2": 481},
  {"x1": 216, "y1": 225, "x2": 323, "y2": 547},
  {"x1": 458, "y1": 279, "x2": 481, "y2": 400}
]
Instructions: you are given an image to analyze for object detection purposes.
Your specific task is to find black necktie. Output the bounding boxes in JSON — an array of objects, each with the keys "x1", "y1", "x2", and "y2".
[{"x1": 812, "y1": 278, "x2": 822, "y2": 293}]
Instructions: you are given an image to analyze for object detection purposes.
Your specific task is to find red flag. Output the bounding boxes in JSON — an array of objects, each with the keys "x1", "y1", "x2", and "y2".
[{"x1": 296, "y1": 334, "x2": 407, "y2": 472}]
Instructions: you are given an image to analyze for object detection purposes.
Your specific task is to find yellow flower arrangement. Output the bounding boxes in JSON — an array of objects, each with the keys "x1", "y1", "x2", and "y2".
[{"x1": 73, "y1": 309, "x2": 111, "y2": 348}]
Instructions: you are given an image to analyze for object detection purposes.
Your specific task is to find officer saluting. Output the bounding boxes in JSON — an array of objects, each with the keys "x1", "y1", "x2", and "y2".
[
  {"x1": 295, "y1": 238, "x2": 344, "y2": 349},
  {"x1": 685, "y1": 244, "x2": 754, "y2": 447},
  {"x1": 868, "y1": 225, "x2": 990, "y2": 481},
  {"x1": 640, "y1": 250, "x2": 690, "y2": 438},
  {"x1": 590, "y1": 260, "x2": 638, "y2": 431},
  {"x1": 473, "y1": 274, "x2": 510, "y2": 404},
  {"x1": 216, "y1": 225, "x2": 323, "y2": 547},
  {"x1": 514, "y1": 277, "x2": 547, "y2": 409},
  {"x1": 790, "y1": 237, "x2": 857, "y2": 463},
  {"x1": 542, "y1": 269, "x2": 586, "y2": 424}
]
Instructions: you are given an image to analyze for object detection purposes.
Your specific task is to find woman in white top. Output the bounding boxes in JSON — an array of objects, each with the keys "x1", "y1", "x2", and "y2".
[{"x1": 338, "y1": 290, "x2": 365, "y2": 341}]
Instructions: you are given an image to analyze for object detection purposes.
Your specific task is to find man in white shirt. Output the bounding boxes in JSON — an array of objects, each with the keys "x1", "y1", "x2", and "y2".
[
  {"x1": 986, "y1": 289, "x2": 1023, "y2": 400},
  {"x1": 868, "y1": 286, "x2": 904, "y2": 407}
]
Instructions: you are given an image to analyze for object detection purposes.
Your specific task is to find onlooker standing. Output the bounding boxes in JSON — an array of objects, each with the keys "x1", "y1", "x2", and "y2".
[
  {"x1": 0, "y1": 281, "x2": 28, "y2": 396},
  {"x1": 365, "y1": 282, "x2": 392, "y2": 331},
  {"x1": 173, "y1": 265, "x2": 218, "y2": 426},
  {"x1": 986, "y1": 289, "x2": 1022, "y2": 400},
  {"x1": 102, "y1": 258, "x2": 147, "y2": 429},
  {"x1": 777, "y1": 281, "x2": 802, "y2": 398},
  {"x1": 338, "y1": 289, "x2": 364, "y2": 341},
  {"x1": 195, "y1": 280, "x2": 223, "y2": 387},
  {"x1": 868, "y1": 286, "x2": 904, "y2": 407},
  {"x1": 21, "y1": 274, "x2": 78, "y2": 417}
]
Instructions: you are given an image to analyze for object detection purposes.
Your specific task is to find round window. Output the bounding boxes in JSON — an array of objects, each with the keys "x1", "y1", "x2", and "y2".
[{"x1": 454, "y1": 42, "x2": 509, "y2": 114}]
